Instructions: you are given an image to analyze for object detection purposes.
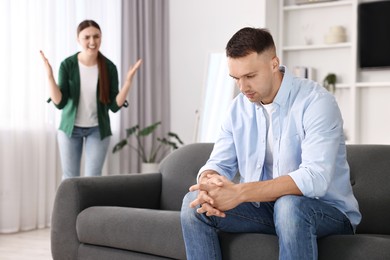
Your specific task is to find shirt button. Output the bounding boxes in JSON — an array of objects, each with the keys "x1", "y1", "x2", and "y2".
[{"x1": 257, "y1": 164, "x2": 262, "y2": 168}]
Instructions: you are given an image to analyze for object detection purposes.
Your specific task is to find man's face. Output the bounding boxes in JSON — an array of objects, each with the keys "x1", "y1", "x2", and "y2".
[{"x1": 228, "y1": 51, "x2": 279, "y2": 104}]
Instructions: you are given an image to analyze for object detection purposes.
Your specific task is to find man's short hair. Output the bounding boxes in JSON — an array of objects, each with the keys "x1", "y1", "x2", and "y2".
[{"x1": 226, "y1": 27, "x2": 275, "y2": 58}]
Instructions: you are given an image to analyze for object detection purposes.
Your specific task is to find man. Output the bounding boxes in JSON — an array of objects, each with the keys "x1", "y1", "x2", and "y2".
[{"x1": 181, "y1": 27, "x2": 361, "y2": 260}]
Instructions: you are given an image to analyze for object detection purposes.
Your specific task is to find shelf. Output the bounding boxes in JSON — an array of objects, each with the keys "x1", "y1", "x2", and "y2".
[
  {"x1": 279, "y1": 0, "x2": 390, "y2": 143},
  {"x1": 333, "y1": 82, "x2": 390, "y2": 89},
  {"x1": 335, "y1": 83, "x2": 350, "y2": 89},
  {"x1": 356, "y1": 82, "x2": 390, "y2": 88},
  {"x1": 283, "y1": 0, "x2": 353, "y2": 11},
  {"x1": 282, "y1": 42, "x2": 351, "y2": 51}
]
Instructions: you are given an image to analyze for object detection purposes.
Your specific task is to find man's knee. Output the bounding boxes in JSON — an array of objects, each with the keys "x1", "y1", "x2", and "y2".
[
  {"x1": 274, "y1": 195, "x2": 307, "y2": 233},
  {"x1": 274, "y1": 195, "x2": 304, "y2": 213},
  {"x1": 181, "y1": 191, "x2": 198, "y2": 222}
]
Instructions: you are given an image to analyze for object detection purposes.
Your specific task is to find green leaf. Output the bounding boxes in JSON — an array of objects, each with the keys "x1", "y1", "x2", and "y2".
[
  {"x1": 126, "y1": 125, "x2": 139, "y2": 137},
  {"x1": 138, "y1": 121, "x2": 161, "y2": 136},
  {"x1": 112, "y1": 139, "x2": 128, "y2": 153},
  {"x1": 157, "y1": 137, "x2": 178, "y2": 149},
  {"x1": 168, "y1": 132, "x2": 184, "y2": 145}
]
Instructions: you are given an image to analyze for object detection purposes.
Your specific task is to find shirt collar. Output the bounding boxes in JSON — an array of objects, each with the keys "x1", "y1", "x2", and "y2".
[{"x1": 272, "y1": 65, "x2": 293, "y2": 108}]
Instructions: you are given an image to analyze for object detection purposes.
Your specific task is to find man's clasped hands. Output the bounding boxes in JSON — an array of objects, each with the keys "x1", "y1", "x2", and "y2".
[{"x1": 189, "y1": 171, "x2": 241, "y2": 218}]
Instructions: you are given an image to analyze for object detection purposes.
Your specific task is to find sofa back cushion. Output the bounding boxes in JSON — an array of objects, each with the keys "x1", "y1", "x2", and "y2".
[
  {"x1": 159, "y1": 143, "x2": 214, "y2": 210},
  {"x1": 347, "y1": 145, "x2": 390, "y2": 234}
]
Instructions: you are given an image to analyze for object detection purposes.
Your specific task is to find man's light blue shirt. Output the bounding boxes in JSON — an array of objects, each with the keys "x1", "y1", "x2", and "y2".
[{"x1": 199, "y1": 66, "x2": 361, "y2": 228}]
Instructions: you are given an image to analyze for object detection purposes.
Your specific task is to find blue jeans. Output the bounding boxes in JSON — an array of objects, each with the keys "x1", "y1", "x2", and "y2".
[
  {"x1": 57, "y1": 126, "x2": 110, "y2": 180},
  {"x1": 181, "y1": 192, "x2": 353, "y2": 260}
]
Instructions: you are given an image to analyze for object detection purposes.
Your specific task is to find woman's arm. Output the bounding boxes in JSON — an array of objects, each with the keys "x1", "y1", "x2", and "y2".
[
  {"x1": 116, "y1": 59, "x2": 142, "y2": 106},
  {"x1": 40, "y1": 50, "x2": 62, "y2": 105}
]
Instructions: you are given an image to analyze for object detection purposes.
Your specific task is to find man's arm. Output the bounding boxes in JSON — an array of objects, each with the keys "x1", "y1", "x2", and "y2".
[
  {"x1": 192, "y1": 175, "x2": 302, "y2": 217},
  {"x1": 235, "y1": 175, "x2": 302, "y2": 205}
]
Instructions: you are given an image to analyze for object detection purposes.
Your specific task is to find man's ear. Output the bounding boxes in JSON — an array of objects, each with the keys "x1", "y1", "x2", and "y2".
[{"x1": 272, "y1": 57, "x2": 280, "y2": 70}]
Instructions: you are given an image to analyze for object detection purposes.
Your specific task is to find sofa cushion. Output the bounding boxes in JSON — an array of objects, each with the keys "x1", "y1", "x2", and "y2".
[
  {"x1": 347, "y1": 145, "x2": 390, "y2": 234},
  {"x1": 76, "y1": 206, "x2": 185, "y2": 260},
  {"x1": 78, "y1": 243, "x2": 173, "y2": 260},
  {"x1": 219, "y1": 232, "x2": 278, "y2": 260},
  {"x1": 318, "y1": 234, "x2": 390, "y2": 259},
  {"x1": 159, "y1": 143, "x2": 214, "y2": 211},
  {"x1": 219, "y1": 232, "x2": 390, "y2": 260}
]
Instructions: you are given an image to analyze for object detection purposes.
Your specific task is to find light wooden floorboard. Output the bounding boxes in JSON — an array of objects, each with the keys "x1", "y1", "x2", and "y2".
[{"x1": 0, "y1": 228, "x2": 51, "y2": 260}]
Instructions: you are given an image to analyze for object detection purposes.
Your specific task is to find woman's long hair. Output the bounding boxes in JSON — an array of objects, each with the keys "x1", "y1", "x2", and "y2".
[{"x1": 77, "y1": 20, "x2": 110, "y2": 104}]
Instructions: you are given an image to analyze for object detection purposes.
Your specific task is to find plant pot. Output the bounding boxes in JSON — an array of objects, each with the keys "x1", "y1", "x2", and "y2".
[{"x1": 141, "y1": 163, "x2": 159, "y2": 173}]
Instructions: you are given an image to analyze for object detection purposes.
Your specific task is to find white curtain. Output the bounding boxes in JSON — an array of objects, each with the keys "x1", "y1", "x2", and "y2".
[
  {"x1": 197, "y1": 53, "x2": 236, "y2": 142},
  {"x1": 0, "y1": 0, "x2": 121, "y2": 233}
]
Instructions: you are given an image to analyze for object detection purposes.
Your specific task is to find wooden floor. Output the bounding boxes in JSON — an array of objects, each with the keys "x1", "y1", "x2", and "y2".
[{"x1": 0, "y1": 228, "x2": 52, "y2": 260}]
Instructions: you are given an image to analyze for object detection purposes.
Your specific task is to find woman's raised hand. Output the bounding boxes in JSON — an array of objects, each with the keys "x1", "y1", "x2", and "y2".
[
  {"x1": 40, "y1": 50, "x2": 54, "y2": 78},
  {"x1": 125, "y1": 59, "x2": 142, "y2": 83},
  {"x1": 40, "y1": 50, "x2": 62, "y2": 104}
]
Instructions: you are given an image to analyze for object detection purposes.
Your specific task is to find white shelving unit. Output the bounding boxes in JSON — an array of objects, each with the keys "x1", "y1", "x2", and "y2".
[{"x1": 277, "y1": 0, "x2": 390, "y2": 144}]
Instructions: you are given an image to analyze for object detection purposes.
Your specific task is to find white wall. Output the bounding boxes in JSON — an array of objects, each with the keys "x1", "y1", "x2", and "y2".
[{"x1": 169, "y1": 0, "x2": 270, "y2": 144}]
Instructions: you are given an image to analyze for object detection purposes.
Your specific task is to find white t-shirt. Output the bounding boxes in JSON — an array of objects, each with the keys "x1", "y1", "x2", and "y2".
[
  {"x1": 262, "y1": 102, "x2": 275, "y2": 181},
  {"x1": 75, "y1": 62, "x2": 99, "y2": 127}
]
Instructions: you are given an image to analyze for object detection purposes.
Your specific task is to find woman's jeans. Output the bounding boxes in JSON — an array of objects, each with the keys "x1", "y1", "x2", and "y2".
[
  {"x1": 57, "y1": 126, "x2": 110, "y2": 180},
  {"x1": 181, "y1": 192, "x2": 354, "y2": 260}
]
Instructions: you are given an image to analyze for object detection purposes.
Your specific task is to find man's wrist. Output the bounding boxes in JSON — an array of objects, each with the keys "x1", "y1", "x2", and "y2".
[{"x1": 198, "y1": 170, "x2": 219, "y2": 183}]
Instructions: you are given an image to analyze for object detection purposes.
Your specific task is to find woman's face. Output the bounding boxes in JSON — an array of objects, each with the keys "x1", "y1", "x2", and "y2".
[{"x1": 77, "y1": 26, "x2": 101, "y2": 56}]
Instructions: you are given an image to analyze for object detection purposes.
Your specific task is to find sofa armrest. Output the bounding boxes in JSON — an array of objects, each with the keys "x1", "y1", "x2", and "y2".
[{"x1": 51, "y1": 173, "x2": 162, "y2": 260}]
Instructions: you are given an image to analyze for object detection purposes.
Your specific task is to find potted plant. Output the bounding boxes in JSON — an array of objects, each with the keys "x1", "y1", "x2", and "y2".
[
  {"x1": 323, "y1": 73, "x2": 337, "y2": 94},
  {"x1": 112, "y1": 121, "x2": 184, "y2": 172}
]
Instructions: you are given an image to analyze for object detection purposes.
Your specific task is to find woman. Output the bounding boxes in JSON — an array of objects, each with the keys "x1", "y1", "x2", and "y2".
[{"x1": 40, "y1": 19, "x2": 141, "y2": 180}]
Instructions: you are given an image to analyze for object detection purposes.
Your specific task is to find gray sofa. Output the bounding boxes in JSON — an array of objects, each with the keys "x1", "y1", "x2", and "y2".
[{"x1": 51, "y1": 143, "x2": 390, "y2": 260}]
